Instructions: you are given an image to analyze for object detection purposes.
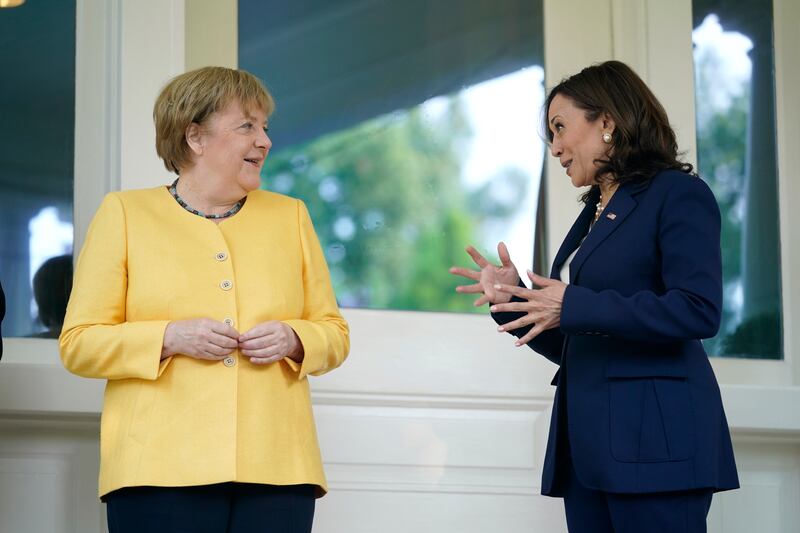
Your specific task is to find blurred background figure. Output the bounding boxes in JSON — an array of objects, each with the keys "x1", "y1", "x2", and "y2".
[{"x1": 31, "y1": 254, "x2": 73, "y2": 339}]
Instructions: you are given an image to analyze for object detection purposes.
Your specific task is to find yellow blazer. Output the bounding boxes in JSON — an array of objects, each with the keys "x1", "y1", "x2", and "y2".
[{"x1": 60, "y1": 186, "x2": 349, "y2": 497}]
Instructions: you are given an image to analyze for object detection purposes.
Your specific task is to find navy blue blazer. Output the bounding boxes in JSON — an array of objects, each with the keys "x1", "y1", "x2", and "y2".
[{"x1": 494, "y1": 170, "x2": 739, "y2": 495}]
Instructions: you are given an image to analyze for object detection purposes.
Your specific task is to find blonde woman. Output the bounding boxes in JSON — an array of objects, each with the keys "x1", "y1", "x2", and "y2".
[{"x1": 60, "y1": 67, "x2": 349, "y2": 533}]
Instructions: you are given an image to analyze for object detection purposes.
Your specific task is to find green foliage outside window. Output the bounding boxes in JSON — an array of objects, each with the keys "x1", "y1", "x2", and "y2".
[
  {"x1": 262, "y1": 95, "x2": 529, "y2": 313},
  {"x1": 694, "y1": 15, "x2": 782, "y2": 359}
]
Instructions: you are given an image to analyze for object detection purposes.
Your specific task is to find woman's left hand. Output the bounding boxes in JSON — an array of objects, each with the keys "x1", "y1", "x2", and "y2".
[
  {"x1": 489, "y1": 271, "x2": 567, "y2": 346},
  {"x1": 239, "y1": 321, "x2": 304, "y2": 365}
]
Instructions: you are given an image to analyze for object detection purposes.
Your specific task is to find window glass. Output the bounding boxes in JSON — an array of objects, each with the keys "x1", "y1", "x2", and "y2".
[
  {"x1": 239, "y1": 0, "x2": 545, "y2": 312},
  {"x1": 692, "y1": 1, "x2": 782, "y2": 358},
  {"x1": 0, "y1": 0, "x2": 76, "y2": 338}
]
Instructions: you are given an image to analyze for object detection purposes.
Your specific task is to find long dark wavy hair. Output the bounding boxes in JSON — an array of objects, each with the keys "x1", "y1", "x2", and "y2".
[{"x1": 543, "y1": 60, "x2": 694, "y2": 203}]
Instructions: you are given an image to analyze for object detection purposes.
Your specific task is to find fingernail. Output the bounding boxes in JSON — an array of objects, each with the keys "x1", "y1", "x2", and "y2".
[
  {"x1": 515, "y1": 342, "x2": 521, "y2": 347},
  {"x1": 493, "y1": 284, "x2": 501, "y2": 289},
  {"x1": 497, "y1": 326, "x2": 504, "y2": 332},
  {"x1": 490, "y1": 306, "x2": 497, "y2": 312}
]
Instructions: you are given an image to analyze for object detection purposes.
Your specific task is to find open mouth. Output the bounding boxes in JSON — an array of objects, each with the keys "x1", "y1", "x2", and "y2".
[
  {"x1": 244, "y1": 158, "x2": 261, "y2": 167},
  {"x1": 562, "y1": 160, "x2": 572, "y2": 174}
]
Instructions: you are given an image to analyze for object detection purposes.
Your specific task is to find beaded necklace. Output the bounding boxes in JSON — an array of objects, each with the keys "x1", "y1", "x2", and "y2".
[
  {"x1": 594, "y1": 184, "x2": 619, "y2": 223},
  {"x1": 169, "y1": 179, "x2": 244, "y2": 220},
  {"x1": 594, "y1": 195, "x2": 606, "y2": 223}
]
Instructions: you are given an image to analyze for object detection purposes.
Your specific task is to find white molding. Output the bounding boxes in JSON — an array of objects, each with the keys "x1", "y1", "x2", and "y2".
[
  {"x1": 610, "y1": 0, "x2": 649, "y2": 78},
  {"x1": 641, "y1": 0, "x2": 697, "y2": 168},
  {"x1": 74, "y1": 0, "x2": 123, "y2": 254},
  {"x1": 774, "y1": 0, "x2": 800, "y2": 386},
  {"x1": 711, "y1": 357, "x2": 792, "y2": 387},
  {"x1": 118, "y1": 0, "x2": 185, "y2": 191},
  {"x1": 311, "y1": 390, "x2": 552, "y2": 411},
  {"x1": 543, "y1": 0, "x2": 614, "y2": 264},
  {"x1": 2, "y1": 348, "x2": 799, "y2": 439},
  {"x1": 0, "y1": 418, "x2": 105, "y2": 533}
]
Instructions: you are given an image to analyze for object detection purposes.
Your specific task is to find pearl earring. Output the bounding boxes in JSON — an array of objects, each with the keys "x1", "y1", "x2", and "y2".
[{"x1": 602, "y1": 132, "x2": 612, "y2": 144}]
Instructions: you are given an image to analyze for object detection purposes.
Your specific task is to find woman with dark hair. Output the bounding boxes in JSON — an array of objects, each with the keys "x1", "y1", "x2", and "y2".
[{"x1": 451, "y1": 60, "x2": 738, "y2": 532}]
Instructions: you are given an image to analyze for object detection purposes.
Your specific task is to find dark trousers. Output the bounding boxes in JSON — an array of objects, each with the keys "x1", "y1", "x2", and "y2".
[
  {"x1": 562, "y1": 456, "x2": 713, "y2": 533},
  {"x1": 105, "y1": 483, "x2": 316, "y2": 533}
]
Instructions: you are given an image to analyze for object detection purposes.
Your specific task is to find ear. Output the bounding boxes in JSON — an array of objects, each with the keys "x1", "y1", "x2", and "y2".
[
  {"x1": 601, "y1": 113, "x2": 616, "y2": 134},
  {"x1": 185, "y1": 122, "x2": 204, "y2": 156}
]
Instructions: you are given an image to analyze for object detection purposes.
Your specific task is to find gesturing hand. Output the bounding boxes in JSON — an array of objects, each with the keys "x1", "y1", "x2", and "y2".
[
  {"x1": 162, "y1": 318, "x2": 239, "y2": 361},
  {"x1": 238, "y1": 321, "x2": 304, "y2": 365},
  {"x1": 449, "y1": 242, "x2": 521, "y2": 306},
  {"x1": 489, "y1": 271, "x2": 567, "y2": 345}
]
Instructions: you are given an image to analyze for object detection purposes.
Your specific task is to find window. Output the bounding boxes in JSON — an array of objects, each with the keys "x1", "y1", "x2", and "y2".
[
  {"x1": 692, "y1": 2, "x2": 782, "y2": 359},
  {"x1": 239, "y1": 0, "x2": 545, "y2": 312},
  {"x1": 0, "y1": 0, "x2": 76, "y2": 338}
]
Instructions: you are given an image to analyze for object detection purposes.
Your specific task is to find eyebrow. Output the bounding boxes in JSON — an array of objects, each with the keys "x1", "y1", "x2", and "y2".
[{"x1": 239, "y1": 114, "x2": 268, "y2": 126}]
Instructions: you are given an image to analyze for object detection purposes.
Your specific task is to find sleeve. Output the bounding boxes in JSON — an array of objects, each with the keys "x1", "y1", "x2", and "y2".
[
  {"x1": 282, "y1": 200, "x2": 350, "y2": 379},
  {"x1": 59, "y1": 193, "x2": 171, "y2": 380},
  {"x1": 560, "y1": 177, "x2": 722, "y2": 342},
  {"x1": 491, "y1": 279, "x2": 564, "y2": 365}
]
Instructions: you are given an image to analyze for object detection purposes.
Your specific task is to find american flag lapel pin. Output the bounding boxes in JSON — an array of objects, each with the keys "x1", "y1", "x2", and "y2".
[{"x1": 606, "y1": 212, "x2": 617, "y2": 220}]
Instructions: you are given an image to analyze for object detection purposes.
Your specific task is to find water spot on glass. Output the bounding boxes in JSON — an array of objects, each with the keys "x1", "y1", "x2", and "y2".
[
  {"x1": 271, "y1": 172, "x2": 294, "y2": 193},
  {"x1": 401, "y1": 224, "x2": 419, "y2": 241},
  {"x1": 307, "y1": 165, "x2": 325, "y2": 183},
  {"x1": 333, "y1": 216, "x2": 356, "y2": 241},
  {"x1": 290, "y1": 154, "x2": 310, "y2": 173},
  {"x1": 326, "y1": 242, "x2": 347, "y2": 264},
  {"x1": 362, "y1": 209, "x2": 385, "y2": 231},
  {"x1": 318, "y1": 176, "x2": 341, "y2": 202}
]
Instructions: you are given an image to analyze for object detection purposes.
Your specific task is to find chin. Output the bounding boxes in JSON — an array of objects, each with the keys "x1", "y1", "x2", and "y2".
[
  {"x1": 569, "y1": 175, "x2": 585, "y2": 188},
  {"x1": 238, "y1": 174, "x2": 262, "y2": 193}
]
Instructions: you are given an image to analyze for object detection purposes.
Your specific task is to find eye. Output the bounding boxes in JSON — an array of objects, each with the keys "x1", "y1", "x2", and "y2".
[
  {"x1": 240, "y1": 122, "x2": 254, "y2": 130},
  {"x1": 262, "y1": 126, "x2": 269, "y2": 134},
  {"x1": 554, "y1": 122, "x2": 564, "y2": 133}
]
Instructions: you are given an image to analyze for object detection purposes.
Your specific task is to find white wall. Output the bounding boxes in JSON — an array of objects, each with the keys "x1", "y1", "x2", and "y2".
[{"x1": 1, "y1": 0, "x2": 799, "y2": 531}]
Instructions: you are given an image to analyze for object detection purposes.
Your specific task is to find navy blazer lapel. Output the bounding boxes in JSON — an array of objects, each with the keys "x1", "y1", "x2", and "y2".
[
  {"x1": 568, "y1": 184, "x2": 639, "y2": 283},
  {"x1": 549, "y1": 190, "x2": 597, "y2": 280}
]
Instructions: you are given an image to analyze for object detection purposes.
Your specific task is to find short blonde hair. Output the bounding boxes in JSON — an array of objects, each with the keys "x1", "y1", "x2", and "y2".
[{"x1": 153, "y1": 66, "x2": 275, "y2": 174}]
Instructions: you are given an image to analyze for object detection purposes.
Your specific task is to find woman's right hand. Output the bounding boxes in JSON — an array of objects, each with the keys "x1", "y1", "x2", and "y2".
[
  {"x1": 161, "y1": 319, "x2": 239, "y2": 361},
  {"x1": 449, "y1": 242, "x2": 521, "y2": 306}
]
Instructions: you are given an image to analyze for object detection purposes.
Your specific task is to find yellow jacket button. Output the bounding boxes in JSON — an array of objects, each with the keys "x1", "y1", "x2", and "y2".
[
  {"x1": 215, "y1": 251, "x2": 228, "y2": 261},
  {"x1": 223, "y1": 356, "x2": 236, "y2": 367},
  {"x1": 220, "y1": 280, "x2": 233, "y2": 291}
]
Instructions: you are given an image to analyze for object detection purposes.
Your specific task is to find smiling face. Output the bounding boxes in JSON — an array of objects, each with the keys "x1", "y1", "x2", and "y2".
[
  {"x1": 547, "y1": 93, "x2": 614, "y2": 188},
  {"x1": 190, "y1": 99, "x2": 272, "y2": 195}
]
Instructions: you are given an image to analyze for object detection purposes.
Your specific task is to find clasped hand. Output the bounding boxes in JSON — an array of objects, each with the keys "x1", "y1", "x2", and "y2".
[
  {"x1": 449, "y1": 242, "x2": 567, "y2": 345},
  {"x1": 162, "y1": 318, "x2": 303, "y2": 365}
]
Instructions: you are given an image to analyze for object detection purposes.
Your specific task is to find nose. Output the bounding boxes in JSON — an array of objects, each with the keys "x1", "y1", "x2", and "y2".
[
  {"x1": 549, "y1": 138, "x2": 562, "y2": 158},
  {"x1": 256, "y1": 128, "x2": 272, "y2": 151}
]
